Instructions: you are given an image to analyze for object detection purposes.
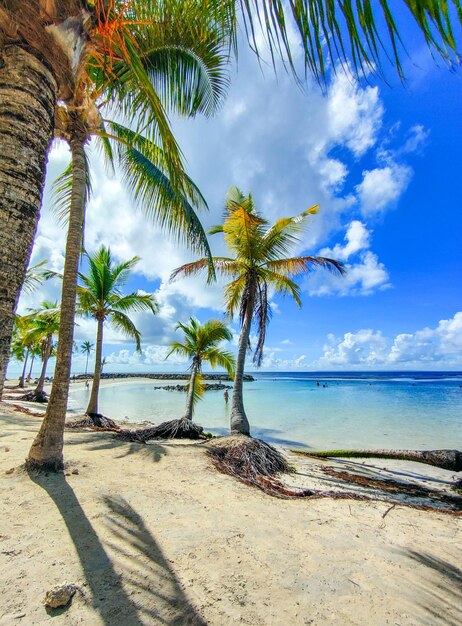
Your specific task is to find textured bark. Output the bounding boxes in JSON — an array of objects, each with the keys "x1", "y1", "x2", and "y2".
[
  {"x1": 19, "y1": 348, "x2": 29, "y2": 387},
  {"x1": 26, "y1": 135, "x2": 87, "y2": 471},
  {"x1": 183, "y1": 364, "x2": 198, "y2": 421},
  {"x1": 0, "y1": 45, "x2": 56, "y2": 396},
  {"x1": 230, "y1": 283, "x2": 255, "y2": 435},
  {"x1": 86, "y1": 317, "x2": 103, "y2": 416},
  {"x1": 34, "y1": 335, "x2": 52, "y2": 394},
  {"x1": 26, "y1": 353, "x2": 35, "y2": 382}
]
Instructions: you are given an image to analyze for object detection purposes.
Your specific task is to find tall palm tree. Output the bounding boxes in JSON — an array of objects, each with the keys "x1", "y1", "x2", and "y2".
[
  {"x1": 77, "y1": 245, "x2": 158, "y2": 418},
  {"x1": 172, "y1": 186, "x2": 345, "y2": 435},
  {"x1": 167, "y1": 318, "x2": 235, "y2": 421},
  {"x1": 23, "y1": 301, "x2": 60, "y2": 398},
  {"x1": 80, "y1": 340, "x2": 94, "y2": 377},
  {"x1": 26, "y1": 2, "x2": 234, "y2": 469},
  {"x1": 1, "y1": 1, "x2": 461, "y2": 399}
]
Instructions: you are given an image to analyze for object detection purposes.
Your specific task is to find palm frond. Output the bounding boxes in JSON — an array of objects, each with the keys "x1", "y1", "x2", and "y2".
[
  {"x1": 239, "y1": 0, "x2": 462, "y2": 84},
  {"x1": 253, "y1": 279, "x2": 270, "y2": 366},
  {"x1": 110, "y1": 311, "x2": 142, "y2": 352}
]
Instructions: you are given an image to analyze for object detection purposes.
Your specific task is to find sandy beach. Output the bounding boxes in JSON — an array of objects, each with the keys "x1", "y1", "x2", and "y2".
[{"x1": 0, "y1": 395, "x2": 461, "y2": 626}]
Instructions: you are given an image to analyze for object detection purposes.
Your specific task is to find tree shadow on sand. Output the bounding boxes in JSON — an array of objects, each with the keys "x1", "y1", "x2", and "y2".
[
  {"x1": 393, "y1": 548, "x2": 462, "y2": 626},
  {"x1": 64, "y1": 430, "x2": 169, "y2": 463},
  {"x1": 28, "y1": 471, "x2": 206, "y2": 625}
]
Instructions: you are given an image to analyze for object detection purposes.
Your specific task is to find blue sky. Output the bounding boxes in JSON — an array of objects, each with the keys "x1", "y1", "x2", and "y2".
[{"x1": 9, "y1": 18, "x2": 462, "y2": 375}]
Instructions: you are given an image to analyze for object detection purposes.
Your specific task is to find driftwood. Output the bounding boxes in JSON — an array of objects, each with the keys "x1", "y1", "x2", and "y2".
[
  {"x1": 115, "y1": 417, "x2": 204, "y2": 442},
  {"x1": 291, "y1": 448, "x2": 462, "y2": 472}
]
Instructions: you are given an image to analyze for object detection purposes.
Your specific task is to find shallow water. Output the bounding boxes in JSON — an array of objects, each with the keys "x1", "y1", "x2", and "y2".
[{"x1": 68, "y1": 372, "x2": 462, "y2": 450}]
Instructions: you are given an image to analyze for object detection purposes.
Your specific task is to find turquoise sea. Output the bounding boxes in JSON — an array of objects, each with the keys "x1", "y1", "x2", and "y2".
[{"x1": 68, "y1": 372, "x2": 462, "y2": 450}]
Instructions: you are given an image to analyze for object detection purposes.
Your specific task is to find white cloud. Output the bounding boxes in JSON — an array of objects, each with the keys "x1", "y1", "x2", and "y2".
[
  {"x1": 307, "y1": 221, "x2": 390, "y2": 296},
  {"x1": 390, "y1": 312, "x2": 462, "y2": 364},
  {"x1": 326, "y1": 72, "x2": 384, "y2": 157},
  {"x1": 318, "y1": 312, "x2": 462, "y2": 368},
  {"x1": 356, "y1": 163, "x2": 412, "y2": 216},
  {"x1": 320, "y1": 329, "x2": 388, "y2": 366},
  {"x1": 321, "y1": 220, "x2": 370, "y2": 261}
]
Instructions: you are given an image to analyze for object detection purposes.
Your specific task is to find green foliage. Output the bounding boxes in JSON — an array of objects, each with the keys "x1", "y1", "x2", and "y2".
[
  {"x1": 77, "y1": 245, "x2": 158, "y2": 351},
  {"x1": 173, "y1": 187, "x2": 345, "y2": 366},
  {"x1": 167, "y1": 317, "x2": 236, "y2": 410}
]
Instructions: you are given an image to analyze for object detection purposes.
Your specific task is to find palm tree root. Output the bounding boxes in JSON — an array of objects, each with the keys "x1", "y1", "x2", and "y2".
[
  {"x1": 291, "y1": 449, "x2": 462, "y2": 472},
  {"x1": 206, "y1": 435, "x2": 318, "y2": 498},
  {"x1": 24, "y1": 457, "x2": 64, "y2": 472},
  {"x1": 66, "y1": 414, "x2": 119, "y2": 430},
  {"x1": 115, "y1": 417, "x2": 204, "y2": 442},
  {"x1": 20, "y1": 390, "x2": 48, "y2": 403}
]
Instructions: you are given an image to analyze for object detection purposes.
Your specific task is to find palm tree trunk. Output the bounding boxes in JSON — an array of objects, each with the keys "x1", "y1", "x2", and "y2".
[
  {"x1": 26, "y1": 134, "x2": 88, "y2": 471},
  {"x1": 35, "y1": 336, "x2": 52, "y2": 395},
  {"x1": 86, "y1": 318, "x2": 104, "y2": 416},
  {"x1": 85, "y1": 353, "x2": 89, "y2": 377},
  {"x1": 0, "y1": 45, "x2": 57, "y2": 397},
  {"x1": 230, "y1": 286, "x2": 255, "y2": 436},
  {"x1": 27, "y1": 353, "x2": 35, "y2": 383},
  {"x1": 19, "y1": 348, "x2": 29, "y2": 388},
  {"x1": 183, "y1": 364, "x2": 198, "y2": 421}
]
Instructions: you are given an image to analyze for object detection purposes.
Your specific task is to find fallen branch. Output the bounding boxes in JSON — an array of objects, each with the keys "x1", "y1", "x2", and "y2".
[{"x1": 291, "y1": 448, "x2": 462, "y2": 472}]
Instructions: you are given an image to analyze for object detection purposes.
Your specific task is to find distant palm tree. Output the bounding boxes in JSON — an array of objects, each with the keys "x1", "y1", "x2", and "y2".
[
  {"x1": 80, "y1": 340, "x2": 94, "y2": 378},
  {"x1": 167, "y1": 318, "x2": 235, "y2": 421},
  {"x1": 23, "y1": 302, "x2": 60, "y2": 397},
  {"x1": 173, "y1": 186, "x2": 345, "y2": 435},
  {"x1": 77, "y1": 246, "x2": 158, "y2": 418}
]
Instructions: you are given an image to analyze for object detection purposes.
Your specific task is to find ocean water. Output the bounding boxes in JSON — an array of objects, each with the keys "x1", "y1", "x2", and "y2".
[{"x1": 68, "y1": 372, "x2": 462, "y2": 450}]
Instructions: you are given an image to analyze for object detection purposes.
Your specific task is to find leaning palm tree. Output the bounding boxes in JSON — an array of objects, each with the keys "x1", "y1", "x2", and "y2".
[
  {"x1": 1, "y1": 1, "x2": 461, "y2": 400},
  {"x1": 173, "y1": 186, "x2": 345, "y2": 436},
  {"x1": 77, "y1": 246, "x2": 158, "y2": 421},
  {"x1": 168, "y1": 318, "x2": 235, "y2": 422},
  {"x1": 26, "y1": 2, "x2": 234, "y2": 469},
  {"x1": 80, "y1": 340, "x2": 94, "y2": 377}
]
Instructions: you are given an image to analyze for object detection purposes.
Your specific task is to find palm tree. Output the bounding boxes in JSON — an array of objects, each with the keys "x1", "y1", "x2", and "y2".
[
  {"x1": 77, "y1": 245, "x2": 158, "y2": 419},
  {"x1": 23, "y1": 302, "x2": 60, "y2": 399},
  {"x1": 1, "y1": 1, "x2": 461, "y2": 400},
  {"x1": 167, "y1": 318, "x2": 235, "y2": 421},
  {"x1": 172, "y1": 186, "x2": 345, "y2": 435},
  {"x1": 26, "y1": 2, "x2": 234, "y2": 469},
  {"x1": 10, "y1": 315, "x2": 38, "y2": 388},
  {"x1": 80, "y1": 340, "x2": 94, "y2": 377}
]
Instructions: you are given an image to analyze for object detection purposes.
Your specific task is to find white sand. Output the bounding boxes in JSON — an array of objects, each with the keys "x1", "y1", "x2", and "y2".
[{"x1": 0, "y1": 405, "x2": 461, "y2": 625}]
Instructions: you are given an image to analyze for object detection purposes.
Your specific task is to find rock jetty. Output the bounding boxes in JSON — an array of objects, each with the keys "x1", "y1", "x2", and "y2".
[{"x1": 74, "y1": 373, "x2": 254, "y2": 382}]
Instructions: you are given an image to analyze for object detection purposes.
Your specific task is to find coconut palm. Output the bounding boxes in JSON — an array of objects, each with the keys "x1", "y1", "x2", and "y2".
[
  {"x1": 80, "y1": 340, "x2": 94, "y2": 377},
  {"x1": 1, "y1": 1, "x2": 461, "y2": 400},
  {"x1": 26, "y1": 2, "x2": 235, "y2": 469},
  {"x1": 77, "y1": 246, "x2": 158, "y2": 418},
  {"x1": 172, "y1": 186, "x2": 345, "y2": 435},
  {"x1": 167, "y1": 318, "x2": 235, "y2": 421},
  {"x1": 22, "y1": 301, "x2": 60, "y2": 399}
]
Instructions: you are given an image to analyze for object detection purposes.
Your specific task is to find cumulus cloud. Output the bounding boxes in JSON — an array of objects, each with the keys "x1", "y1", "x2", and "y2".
[
  {"x1": 306, "y1": 221, "x2": 390, "y2": 296},
  {"x1": 318, "y1": 312, "x2": 462, "y2": 368},
  {"x1": 356, "y1": 163, "x2": 412, "y2": 216},
  {"x1": 17, "y1": 48, "x2": 424, "y2": 358}
]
